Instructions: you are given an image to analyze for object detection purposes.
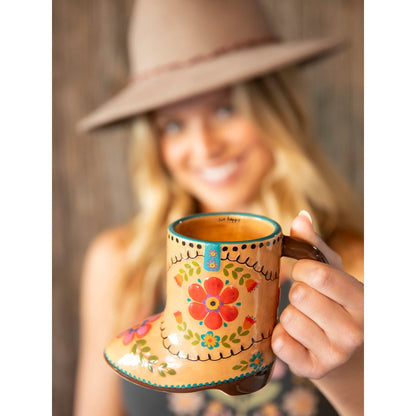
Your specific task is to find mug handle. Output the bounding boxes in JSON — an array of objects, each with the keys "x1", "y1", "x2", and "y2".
[{"x1": 282, "y1": 236, "x2": 329, "y2": 264}]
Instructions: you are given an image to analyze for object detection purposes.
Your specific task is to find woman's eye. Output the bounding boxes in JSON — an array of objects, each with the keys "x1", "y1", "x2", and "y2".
[
  {"x1": 215, "y1": 104, "x2": 235, "y2": 119},
  {"x1": 162, "y1": 120, "x2": 183, "y2": 136}
]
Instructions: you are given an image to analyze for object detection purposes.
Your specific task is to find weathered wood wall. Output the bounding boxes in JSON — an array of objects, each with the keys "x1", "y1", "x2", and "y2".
[{"x1": 52, "y1": 1, "x2": 363, "y2": 414}]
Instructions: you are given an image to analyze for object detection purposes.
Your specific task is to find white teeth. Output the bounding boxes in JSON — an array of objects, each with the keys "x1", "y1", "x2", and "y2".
[{"x1": 200, "y1": 160, "x2": 238, "y2": 183}]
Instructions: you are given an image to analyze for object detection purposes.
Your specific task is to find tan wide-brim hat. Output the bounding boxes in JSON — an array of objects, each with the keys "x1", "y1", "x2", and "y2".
[{"x1": 78, "y1": 0, "x2": 344, "y2": 132}]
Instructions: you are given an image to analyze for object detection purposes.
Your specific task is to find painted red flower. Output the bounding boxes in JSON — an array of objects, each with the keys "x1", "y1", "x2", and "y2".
[
  {"x1": 117, "y1": 314, "x2": 160, "y2": 345},
  {"x1": 188, "y1": 277, "x2": 239, "y2": 330}
]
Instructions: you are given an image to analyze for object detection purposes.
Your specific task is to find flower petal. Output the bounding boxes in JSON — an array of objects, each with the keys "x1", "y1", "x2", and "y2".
[
  {"x1": 135, "y1": 323, "x2": 151, "y2": 338},
  {"x1": 220, "y1": 305, "x2": 238, "y2": 322},
  {"x1": 204, "y1": 311, "x2": 223, "y2": 330},
  {"x1": 188, "y1": 284, "x2": 207, "y2": 302},
  {"x1": 122, "y1": 331, "x2": 134, "y2": 345},
  {"x1": 189, "y1": 302, "x2": 207, "y2": 320},
  {"x1": 204, "y1": 277, "x2": 223, "y2": 296},
  {"x1": 220, "y1": 286, "x2": 239, "y2": 304}
]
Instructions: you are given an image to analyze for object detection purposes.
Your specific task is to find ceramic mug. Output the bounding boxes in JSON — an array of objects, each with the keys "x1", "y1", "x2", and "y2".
[{"x1": 105, "y1": 212, "x2": 327, "y2": 395}]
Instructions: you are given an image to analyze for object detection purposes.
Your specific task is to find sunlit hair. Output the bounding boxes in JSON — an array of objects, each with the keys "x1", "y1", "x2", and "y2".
[{"x1": 112, "y1": 69, "x2": 363, "y2": 328}]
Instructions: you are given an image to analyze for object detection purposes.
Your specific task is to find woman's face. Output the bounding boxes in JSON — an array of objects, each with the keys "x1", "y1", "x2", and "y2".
[{"x1": 154, "y1": 89, "x2": 274, "y2": 212}]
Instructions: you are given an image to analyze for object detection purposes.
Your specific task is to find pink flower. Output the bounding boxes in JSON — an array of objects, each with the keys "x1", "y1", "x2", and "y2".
[
  {"x1": 117, "y1": 314, "x2": 160, "y2": 345},
  {"x1": 188, "y1": 277, "x2": 239, "y2": 330}
]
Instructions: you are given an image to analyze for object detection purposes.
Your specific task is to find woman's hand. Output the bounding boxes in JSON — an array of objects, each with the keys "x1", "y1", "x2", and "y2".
[{"x1": 272, "y1": 211, "x2": 364, "y2": 415}]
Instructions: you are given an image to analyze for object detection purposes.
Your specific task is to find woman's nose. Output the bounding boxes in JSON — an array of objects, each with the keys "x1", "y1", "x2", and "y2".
[{"x1": 191, "y1": 120, "x2": 223, "y2": 159}]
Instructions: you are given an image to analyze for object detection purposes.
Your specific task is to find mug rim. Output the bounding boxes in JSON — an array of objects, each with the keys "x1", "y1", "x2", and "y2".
[{"x1": 168, "y1": 212, "x2": 281, "y2": 244}]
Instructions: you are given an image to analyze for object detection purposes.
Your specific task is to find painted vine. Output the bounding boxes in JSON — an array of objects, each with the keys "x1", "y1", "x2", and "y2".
[{"x1": 131, "y1": 339, "x2": 176, "y2": 377}]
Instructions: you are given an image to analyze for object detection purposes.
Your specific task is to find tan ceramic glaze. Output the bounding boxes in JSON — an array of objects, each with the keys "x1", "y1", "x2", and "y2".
[{"x1": 104, "y1": 213, "x2": 327, "y2": 395}]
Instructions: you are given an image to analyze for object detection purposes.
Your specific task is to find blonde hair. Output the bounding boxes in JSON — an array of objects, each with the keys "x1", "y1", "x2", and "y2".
[{"x1": 113, "y1": 69, "x2": 363, "y2": 328}]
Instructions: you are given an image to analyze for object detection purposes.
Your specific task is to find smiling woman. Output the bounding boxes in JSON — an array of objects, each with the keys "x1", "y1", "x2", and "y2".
[{"x1": 156, "y1": 88, "x2": 274, "y2": 212}]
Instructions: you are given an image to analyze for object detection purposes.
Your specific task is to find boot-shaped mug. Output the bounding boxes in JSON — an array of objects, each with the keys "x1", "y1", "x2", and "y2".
[{"x1": 104, "y1": 212, "x2": 327, "y2": 395}]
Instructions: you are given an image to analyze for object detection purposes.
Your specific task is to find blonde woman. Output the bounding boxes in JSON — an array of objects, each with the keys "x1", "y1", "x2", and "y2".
[{"x1": 74, "y1": 1, "x2": 363, "y2": 415}]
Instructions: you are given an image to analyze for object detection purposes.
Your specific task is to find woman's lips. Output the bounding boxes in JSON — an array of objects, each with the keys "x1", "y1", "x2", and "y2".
[{"x1": 197, "y1": 158, "x2": 241, "y2": 185}]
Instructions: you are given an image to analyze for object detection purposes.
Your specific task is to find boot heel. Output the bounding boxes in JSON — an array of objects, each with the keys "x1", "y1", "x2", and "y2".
[{"x1": 217, "y1": 363, "x2": 274, "y2": 396}]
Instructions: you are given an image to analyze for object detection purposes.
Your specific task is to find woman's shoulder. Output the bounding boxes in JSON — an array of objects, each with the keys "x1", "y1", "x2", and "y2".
[
  {"x1": 81, "y1": 225, "x2": 132, "y2": 299},
  {"x1": 85, "y1": 225, "x2": 131, "y2": 265},
  {"x1": 327, "y1": 228, "x2": 364, "y2": 282}
]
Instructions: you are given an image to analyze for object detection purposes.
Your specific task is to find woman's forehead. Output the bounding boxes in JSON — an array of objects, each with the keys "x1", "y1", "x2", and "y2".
[{"x1": 155, "y1": 88, "x2": 231, "y2": 118}]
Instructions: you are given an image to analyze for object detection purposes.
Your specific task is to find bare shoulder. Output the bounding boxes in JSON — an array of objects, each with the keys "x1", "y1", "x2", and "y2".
[
  {"x1": 79, "y1": 225, "x2": 132, "y2": 331},
  {"x1": 82, "y1": 226, "x2": 131, "y2": 284},
  {"x1": 327, "y1": 229, "x2": 364, "y2": 283}
]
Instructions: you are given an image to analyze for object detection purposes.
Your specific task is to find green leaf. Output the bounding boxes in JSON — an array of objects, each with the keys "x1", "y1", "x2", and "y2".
[
  {"x1": 239, "y1": 277, "x2": 244, "y2": 285},
  {"x1": 235, "y1": 267, "x2": 243, "y2": 272},
  {"x1": 132, "y1": 344, "x2": 137, "y2": 354},
  {"x1": 241, "y1": 360, "x2": 248, "y2": 365},
  {"x1": 188, "y1": 329, "x2": 193, "y2": 337},
  {"x1": 167, "y1": 369, "x2": 177, "y2": 375},
  {"x1": 141, "y1": 346, "x2": 151, "y2": 353},
  {"x1": 241, "y1": 365, "x2": 248, "y2": 371},
  {"x1": 177, "y1": 325, "x2": 183, "y2": 331},
  {"x1": 222, "y1": 342, "x2": 231, "y2": 348},
  {"x1": 159, "y1": 363, "x2": 167, "y2": 368},
  {"x1": 196, "y1": 268, "x2": 201, "y2": 274},
  {"x1": 189, "y1": 269, "x2": 194, "y2": 276},
  {"x1": 221, "y1": 335, "x2": 228, "y2": 342},
  {"x1": 195, "y1": 333, "x2": 200, "y2": 340},
  {"x1": 240, "y1": 330, "x2": 249, "y2": 336},
  {"x1": 158, "y1": 369, "x2": 166, "y2": 377},
  {"x1": 185, "y1": 264, "x2": 191, "y2": 269},
  {"x1": 184, "y1": 273, "x2": 188, "y2": 281},
  {"x1": 225, "y1": 264, "x2": 234, "y2": 269},
  {"x1": 179, "y1": 269, "x2": 185, "y2": 273},
  {"x1": 232, "y1": 365, "x2": 241, "y2": 370},
  {"x1": 148, "y1": 364, "x2": 154, "y2": 372},
  {"x1": 184, "y1": 335, "x2": 190, "y2": 340},
  {"x1": 232, "y1": 338, "x2": 240, "y2": 344},
  {"x1": 232, "y1": 271, "x2": 238, "y2": 279},
  {"x1": 223, "y1": 269, "x2": 229, "y2": 277},
  {"x1": 230, "y1": 333, "x2": 235, "y2": 340},
  {"x1": 192, "y1": 261, "x2": 199, "y2": 267},
  {"x1": 237, "y1": 326, "x2": 242, "y2": 334},
  {"x1": 183, "y1": 322, "x2": 187, "y2": 330},
  {"x1": 136, "y1": 339, "x2": 146, "y2": 346},
  {"x1": 242, "y1": 273, "x2": 251, "y2": 279},
  {"x1": 148, "y1": 355, "x2": 158, "y2": 363},
  {"x1": 192, "y1": 340, "x2": 199, "y2": 345}
]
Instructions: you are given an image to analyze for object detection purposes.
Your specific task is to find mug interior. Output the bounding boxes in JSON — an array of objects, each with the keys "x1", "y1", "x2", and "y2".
[{"x1": 173, "y1": 213, "x2": 278, "y2": 243}]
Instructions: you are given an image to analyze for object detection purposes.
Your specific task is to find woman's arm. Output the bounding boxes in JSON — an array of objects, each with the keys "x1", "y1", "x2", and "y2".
[
  {"x1": 272, "y1": 212, "x2": 364, "y2": 416},
  {"x1": 73, "y1": 229, "x2": 128, "y2": 416}
]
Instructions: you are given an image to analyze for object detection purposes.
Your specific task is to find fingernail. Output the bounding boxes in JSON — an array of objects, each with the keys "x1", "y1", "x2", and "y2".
[
  {"x1": 298, "y1": 210, "x2": 313, "y2": 224},
  {"x1": 272, "y1": 328, "x2": 284, "y2": 354}
]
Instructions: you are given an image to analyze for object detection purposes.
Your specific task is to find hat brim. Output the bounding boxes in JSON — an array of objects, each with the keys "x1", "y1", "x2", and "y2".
[{"x1": 78, "y1": 37, "x2": 344, "y2": 132}]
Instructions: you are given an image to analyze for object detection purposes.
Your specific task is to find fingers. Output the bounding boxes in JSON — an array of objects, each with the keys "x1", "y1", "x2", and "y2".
[
  {"x1": 271, "y1": 323, "x2": 316, "y2": 378},
  {"x1": 291, "y1": 211, "x2": 343, "y2": 270},
  {"x1": 289, "y1": 281, "x2": 364, "y2": 344},
  {"x1": 272, "y1": 211, "x2": 365, "y2": 379},
  {"x1": 291, "y1": 260, "x2": 364, "y2": 322},
  {"x1": 272, "y1": 304, "x2": 361, "y2": 379}
]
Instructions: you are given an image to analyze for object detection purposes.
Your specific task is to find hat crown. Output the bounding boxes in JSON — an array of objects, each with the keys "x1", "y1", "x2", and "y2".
[{"x1": 128, "y1": 0, "x2": 275, "y2": 75}]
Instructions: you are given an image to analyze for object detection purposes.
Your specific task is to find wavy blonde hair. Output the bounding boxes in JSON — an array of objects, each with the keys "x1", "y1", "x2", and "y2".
[{"x1": 113, "y1": 69, "x2": 363, "y2": 328}]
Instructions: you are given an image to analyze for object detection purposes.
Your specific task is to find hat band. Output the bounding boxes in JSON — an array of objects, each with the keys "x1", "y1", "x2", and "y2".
[{"x1": 129, "y1": 35, "x2": 277, "y2": 82}]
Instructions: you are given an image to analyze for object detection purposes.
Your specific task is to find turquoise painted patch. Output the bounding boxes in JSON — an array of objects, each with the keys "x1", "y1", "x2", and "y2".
[{"x1": 204, "y1": 243, "x2": 221, "y2": 272}]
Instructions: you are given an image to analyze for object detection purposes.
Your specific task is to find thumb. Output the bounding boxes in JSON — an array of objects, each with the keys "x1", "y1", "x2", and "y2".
[{"x1": 290, "y1": 210, "x2": 343, "y2": 270}]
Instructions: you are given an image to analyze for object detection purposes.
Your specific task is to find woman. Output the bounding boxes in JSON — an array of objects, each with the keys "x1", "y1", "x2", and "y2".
[{"x1": 74, "y1": 1, "x2": 363, "y2": 415}]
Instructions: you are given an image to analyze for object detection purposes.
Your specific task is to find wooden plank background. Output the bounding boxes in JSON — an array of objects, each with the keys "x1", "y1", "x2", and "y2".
[{"x1": 52, "y1": 0, "x2": 363, "y2": 414}]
